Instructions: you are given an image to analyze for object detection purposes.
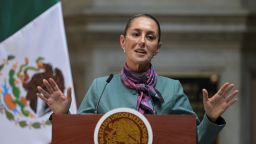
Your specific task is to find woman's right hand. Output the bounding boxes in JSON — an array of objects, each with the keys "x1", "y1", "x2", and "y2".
[{"x1": 37, "y1": 78, "x2": 72, "y2": 114}]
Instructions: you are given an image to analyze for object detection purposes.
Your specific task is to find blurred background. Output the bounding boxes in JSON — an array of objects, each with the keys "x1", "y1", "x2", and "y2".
[{"x1": 61, "y1": 0, "x2": 256, "y2": 143}]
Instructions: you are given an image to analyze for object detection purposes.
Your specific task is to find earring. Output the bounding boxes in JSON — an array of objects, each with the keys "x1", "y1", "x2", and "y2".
[{"x1": 123, "y1": 48, "x2": 126, "y2": 53}]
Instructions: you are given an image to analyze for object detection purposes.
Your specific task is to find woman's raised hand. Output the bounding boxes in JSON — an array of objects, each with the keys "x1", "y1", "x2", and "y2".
[
  {"x1": 202, "y1": 82, "x2": 238, "y2": 122},
  {"x1": 37, "y1": 78, "x2": 72, "y2": 114}
]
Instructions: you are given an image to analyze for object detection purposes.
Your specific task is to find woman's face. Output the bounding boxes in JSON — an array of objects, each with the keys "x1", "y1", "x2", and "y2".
[{"x1": 120, "y1": 16, "x2": 160, "y2": 71}]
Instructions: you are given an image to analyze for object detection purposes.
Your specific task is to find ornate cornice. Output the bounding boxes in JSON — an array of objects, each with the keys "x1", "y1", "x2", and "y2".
[{"x1": 63, "y1": 7, "x2": 255, "y2": 47}]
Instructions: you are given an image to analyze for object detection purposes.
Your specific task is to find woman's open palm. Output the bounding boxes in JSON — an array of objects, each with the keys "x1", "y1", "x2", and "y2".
[
  {"x1": 37, "y1": 78, "x2": 72, "y2": 114},
  {"x1": 202, "y1": 82, "x2": 238, "y2": 122}
]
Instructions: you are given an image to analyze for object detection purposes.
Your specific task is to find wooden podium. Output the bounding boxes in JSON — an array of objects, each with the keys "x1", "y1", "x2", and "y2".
[{"x1": 52, "y1": 114, "x2": 196, "y2": 144}]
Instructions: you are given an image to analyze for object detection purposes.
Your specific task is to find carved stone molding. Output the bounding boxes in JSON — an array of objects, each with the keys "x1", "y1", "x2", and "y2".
[{"x1": 64, "y1": 10, "x2": 250, "y2": 46}]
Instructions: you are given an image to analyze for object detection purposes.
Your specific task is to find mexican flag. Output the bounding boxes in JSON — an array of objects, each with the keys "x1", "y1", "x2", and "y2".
[{"x1": 0, "y1": 0, "x2": 77, "y2": 143}]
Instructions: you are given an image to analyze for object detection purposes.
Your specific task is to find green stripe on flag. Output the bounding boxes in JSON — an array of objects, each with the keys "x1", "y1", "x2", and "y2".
[{"x1": 0, "y1": 0, "x2": 59, "y2": 42}]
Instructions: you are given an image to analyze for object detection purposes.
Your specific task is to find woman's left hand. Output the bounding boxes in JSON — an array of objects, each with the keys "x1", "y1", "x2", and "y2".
[{"x1": 202, "y1": 82, "x2": 238, "y2": 122}]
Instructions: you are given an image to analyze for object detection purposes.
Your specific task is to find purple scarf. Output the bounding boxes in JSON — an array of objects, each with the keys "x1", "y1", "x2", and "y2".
[{"x1": 121, "y1": 63, "x2": 164, "y2": 114}]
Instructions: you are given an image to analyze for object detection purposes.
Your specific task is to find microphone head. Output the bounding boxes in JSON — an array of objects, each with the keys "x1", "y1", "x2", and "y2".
[{"x1": 106, "y1": 74, "x2": 113, "y2": 83}]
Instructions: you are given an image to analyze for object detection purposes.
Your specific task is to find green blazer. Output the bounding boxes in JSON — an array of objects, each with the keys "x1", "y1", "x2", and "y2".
[{"x1": 78, "y1": 74, "x2": 226, "y2": 144}]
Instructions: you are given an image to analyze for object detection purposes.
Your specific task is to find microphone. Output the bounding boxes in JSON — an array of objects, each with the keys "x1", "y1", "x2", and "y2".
[{"x1": 94, "y1": 74, "x2": 113, "y2": 114}]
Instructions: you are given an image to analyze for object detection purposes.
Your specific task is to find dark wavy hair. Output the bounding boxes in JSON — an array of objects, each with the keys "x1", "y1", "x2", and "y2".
[{"x1": 122, "y1": 14, "x2": 161, "y2": 42}]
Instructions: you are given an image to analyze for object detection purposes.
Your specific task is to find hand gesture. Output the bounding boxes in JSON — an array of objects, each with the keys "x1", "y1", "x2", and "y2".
[
  {"x1": 202, "y1": 82, "x2": 238, "y2": 122},
  {"x1": 37, "y1": 78, "x2": 72, "y2": 114}
]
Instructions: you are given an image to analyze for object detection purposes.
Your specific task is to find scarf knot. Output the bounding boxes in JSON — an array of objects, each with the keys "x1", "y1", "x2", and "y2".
[{"x1": 121, "y1": 63, "x2": 164, "y2": 114}]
